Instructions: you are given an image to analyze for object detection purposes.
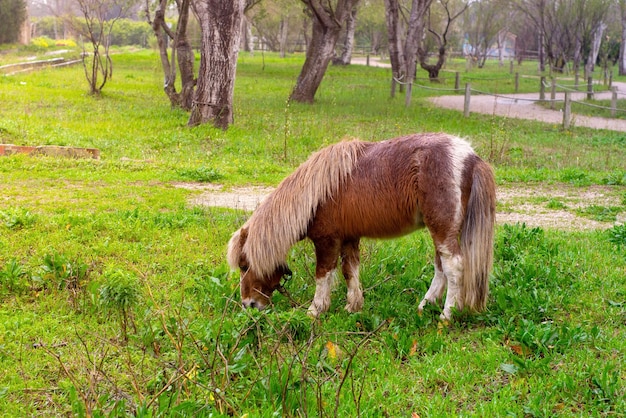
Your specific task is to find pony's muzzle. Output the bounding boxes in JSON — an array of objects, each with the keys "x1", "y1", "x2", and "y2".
[{"x1": 242, "y1": 298, "x2": 266, "y2": 310}]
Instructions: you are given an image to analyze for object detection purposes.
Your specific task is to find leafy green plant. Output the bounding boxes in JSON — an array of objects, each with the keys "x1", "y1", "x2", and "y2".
[
  {"x1": 608, "y1": 224, "x2": 626, "y2": 248},
  {"x1": 576, "y1": 205, "x2": 623, "y2": 222},
  {"x1": 98, "y1": 268, "x2": 141, "y2": 342},
  {"x1": 0, "y1": 207, "x2": 35, "y2": 229},
  {"x1": 546, "y1": 199, "x2": 567, "y2": 210},
  {"x1": 38, "y1": 252, "x2": 89, "y2": 292},
  {"x1": 0, "y1": 259, "x2": 28, "y2": 295},
  {"x1": 176, "y1": 166, "x2": 224, "y2": 182}
]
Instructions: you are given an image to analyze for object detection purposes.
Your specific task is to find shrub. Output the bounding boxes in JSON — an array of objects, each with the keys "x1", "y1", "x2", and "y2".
[{"x1": 99, "y1": 268, "x2": 141, "y2": 342}]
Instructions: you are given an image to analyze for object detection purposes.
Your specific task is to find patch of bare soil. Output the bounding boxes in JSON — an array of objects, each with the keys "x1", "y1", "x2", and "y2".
[{"x1": 176, "y1": 182, "x2": 625, "y2": 231}]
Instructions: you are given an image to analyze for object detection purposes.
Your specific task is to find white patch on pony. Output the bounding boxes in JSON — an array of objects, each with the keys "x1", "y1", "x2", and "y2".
[
  {"x1": 308, "y1": 270, "x2": 336, "y2": 317},
  {"x1": 418, "y1": 262, "x2": 446, "y2": 311},
  {"x1": 345, "y1": 265, "x2": 363, "y2": 312},
  {"x1": 447, "y1": 137, "x2": 474, "y2": 227}
]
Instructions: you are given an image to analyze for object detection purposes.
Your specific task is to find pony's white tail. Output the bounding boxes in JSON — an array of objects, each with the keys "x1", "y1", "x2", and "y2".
[{"x1": 460, "y1": 160, "x2": 496, "y2": 311}]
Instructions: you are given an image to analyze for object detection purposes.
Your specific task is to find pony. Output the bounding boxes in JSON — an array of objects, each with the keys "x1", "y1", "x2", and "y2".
[{"x1": 227, "y1": 133, "x2": 496, "y2": 320}]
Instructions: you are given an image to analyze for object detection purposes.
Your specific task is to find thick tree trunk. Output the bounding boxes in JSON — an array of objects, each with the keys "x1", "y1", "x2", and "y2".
[
  {"x1": 189, "y1": 0, "x2": 244, "y2": 129},
  {"x1": 384, "y1": 0, "x2": 406, "y2": 93},
  {"x1": 290, "y1": 17, "x2": 341, "y2": 103},
  {"x1": 290, "y1": 0, "x2": 360, "y2": 103},
  {"x1": 402, "y1": 0, "x2": 433, "y2": 84}
]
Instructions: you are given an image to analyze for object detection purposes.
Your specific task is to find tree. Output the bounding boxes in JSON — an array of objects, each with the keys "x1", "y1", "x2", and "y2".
[
  {"x1": 0, "y1": 0, "x2": 27, "y2": 44},
  {"x1": 290, "y1": 0, "x2": 361, "y2": 103},
  {"x1": 513, "y1": 0, "x2": 611, "y2": 74},
  {"x1": 146, "y1": 0, "x2": 196, "y2": 110},
  {"x1": 188, "y1": 0, "x2": 245, "y2": 129},
  {"x1": 72, "y1": 0, "x2": 134, "y2": 95},
  {"x1": 384, "y1": 0, "x2": 435, "y2": 97},
  {"x1": 248, "y1": 0, "x2": 303, "y2": 55},
  {"x1": 418, "y1": 0, "x2": 467, "y2": 78},
  {"x1": 384, "y1": 0, "x2": 406, "y2": 94},
  {"x1": 463, "y1": 0, "x2": 505, "y2": 68}
]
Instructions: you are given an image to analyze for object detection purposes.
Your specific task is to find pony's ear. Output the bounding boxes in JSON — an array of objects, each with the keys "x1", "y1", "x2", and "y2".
[
  {"x1": 239, "y1": 227, "x2": 248, "y2": 245},
  {"x1": 227, "y1": 227, "x2": 247, "y2": 270}
]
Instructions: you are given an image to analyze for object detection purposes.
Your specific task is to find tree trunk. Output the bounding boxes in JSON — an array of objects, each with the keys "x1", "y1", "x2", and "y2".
[
  {"x1": 538, "y1": 32, "x2": 545, "y2": 72},
  {"x1": 241, "y1": 15, "x2": 254, "y2": 54},
  {"x1": 279, "y1": 17, "x2": 288, "y2": 58},
  {"x1": 149, "y1": 0, "x2": 195, "y2": 110},
  {"x1": 402, "y1": 0, "x2": 433, "y2": 84},
  {"x1": 384, "y1": 0, "x2": 406, "y2": 92},
  {"x1": 176, "y1": 0, "x2": 195, "y2": 110},
  {"x1": 333, "y1": 7, "x2": 357, "y2": 65},
  {"x1": 188, "y1": 0, "x2": 245, "y2": 129},
  {"x1": 419, "y1": 46, "x2": 446, "y2": 80},
  {"x1": 586, "y1": 22, "x2": 607, "y2": 77},
  {"x1": 290, "y1": 0, "x2": 360, "y2": 103},
  {"x1": 621, "y1": 5, "x2": 626, "y2": 75}
]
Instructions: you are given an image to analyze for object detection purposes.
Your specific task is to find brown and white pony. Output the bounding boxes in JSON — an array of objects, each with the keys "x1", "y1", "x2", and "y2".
[{"x1": 227, "y1": 133, "x2": 496, "y2": 320}]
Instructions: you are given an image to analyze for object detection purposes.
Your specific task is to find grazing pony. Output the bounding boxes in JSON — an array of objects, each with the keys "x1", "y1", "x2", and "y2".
[{"x1": 227, "y1": 133, "x2": 496, "y2": 320}]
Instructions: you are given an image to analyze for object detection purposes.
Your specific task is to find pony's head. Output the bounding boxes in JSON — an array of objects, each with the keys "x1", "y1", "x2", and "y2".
[{"x1": 227, "y1": 227, "x2": 292, "y2": 310}]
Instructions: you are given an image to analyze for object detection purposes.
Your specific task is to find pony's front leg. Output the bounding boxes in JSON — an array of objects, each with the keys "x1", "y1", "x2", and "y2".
[
  {"x1": 341, "y1": 239, "x2": 363, "y2": 312},
  {"x1": 418, "y1": 253, "x2": 447, "y2": 313},
  {"x1": 308, "y1": 238, "x2": 341, "y2": 318}
]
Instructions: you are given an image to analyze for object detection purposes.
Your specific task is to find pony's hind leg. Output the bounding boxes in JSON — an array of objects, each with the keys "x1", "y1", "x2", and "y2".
[
  {"x1": 308, "y1": 237, "x2": 341, "y2": 317},
  {"x1": 341, "y1": 239, "x2": 363, "y2": 312},
  {"x1": 438, "y1": 244, "x2": 464, "y2": 321},
  {"x1": 418, "y1": 252, "x2": 447, "y2": 313}
]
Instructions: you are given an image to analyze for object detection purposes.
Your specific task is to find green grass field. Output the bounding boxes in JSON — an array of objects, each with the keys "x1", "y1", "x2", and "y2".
[{"x1": 0, "y1": 49, "x2": 625, "y2": 417}]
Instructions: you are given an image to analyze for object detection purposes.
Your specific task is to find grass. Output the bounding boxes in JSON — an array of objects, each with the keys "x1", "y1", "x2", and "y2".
[{"x1": 0, "y1": 48, "x2": 625, "y2": 417}]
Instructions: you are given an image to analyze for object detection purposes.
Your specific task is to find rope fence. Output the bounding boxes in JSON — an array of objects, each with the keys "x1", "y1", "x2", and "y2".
[{"x1": 395, "y1": 69, "x2": 626, "y2": 129}]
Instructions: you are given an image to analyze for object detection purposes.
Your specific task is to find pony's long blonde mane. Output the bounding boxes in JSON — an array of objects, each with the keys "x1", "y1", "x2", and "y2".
[{"x1": 230, "y1": 140, "x2": 367, "y2": 276}]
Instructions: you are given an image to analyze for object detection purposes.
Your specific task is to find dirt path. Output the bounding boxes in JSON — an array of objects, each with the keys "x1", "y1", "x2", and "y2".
[
  {"x1": 429, "y1": 85, "x2": 626, "y2": 132},
  {"x1": 175, "y1": 182, "x2": 625, "y2": 230}
]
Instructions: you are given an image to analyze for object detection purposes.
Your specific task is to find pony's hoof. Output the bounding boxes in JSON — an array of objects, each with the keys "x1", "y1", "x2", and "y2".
[
  {"x1": 344, "y1": 301, "x2": 363, "y2": 313},
  {"x1": 439, "y1": 311, "x2": 452, "y2": 323},
  {"x1": 307, "y1": 305, "x2": 322, "y2": 318}
]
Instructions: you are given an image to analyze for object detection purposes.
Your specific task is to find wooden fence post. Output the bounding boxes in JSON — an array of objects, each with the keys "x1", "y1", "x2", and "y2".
[
  {"x1": 510, "y1": 60, "x2": 514, "y2": 74},
  {"x1": 464, "y1": 83, "x2": 471, "y2": 117},
  {"x1": 611, "y1": 87, "x2": 617, "y2": 118},
  {"x1": 563, "y1": 91, "x2": 571, "y2": 129},
  {"x1": 587, "y1": 77, "x2": 594, "y2": 100},
  {"x1": 540, "y1": 76, "x2": 546, "y2": 100},
  {"x1": 455, "y1": 72, "x2": 460, "y2": 91},
  {"x1": 515, "y1": 72, "x2": 519, "y2": 93}
]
